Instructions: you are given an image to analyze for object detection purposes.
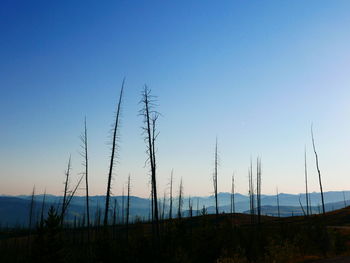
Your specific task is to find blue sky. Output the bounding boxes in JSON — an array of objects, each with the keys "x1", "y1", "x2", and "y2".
[{"x1": 1, "y1": 0, "x2": 350, "y2": 197}]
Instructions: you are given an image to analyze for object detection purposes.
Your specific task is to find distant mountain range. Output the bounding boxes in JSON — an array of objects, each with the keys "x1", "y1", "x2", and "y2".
[{"x1": 1, "y1": 191, "x2": 350, "y2": 227}]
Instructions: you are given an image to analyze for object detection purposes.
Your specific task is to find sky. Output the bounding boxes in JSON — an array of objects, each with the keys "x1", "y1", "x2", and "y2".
[{"x1": 1, "y1": 0, "x2": 350, "y2": 198}]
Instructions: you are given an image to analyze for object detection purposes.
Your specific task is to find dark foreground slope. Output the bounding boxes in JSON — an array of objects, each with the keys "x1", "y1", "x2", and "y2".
[{"x1": 1, "y1": 207, "x2": 350, "y2": 263}]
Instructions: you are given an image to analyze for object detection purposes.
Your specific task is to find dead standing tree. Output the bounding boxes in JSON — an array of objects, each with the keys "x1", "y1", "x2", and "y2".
[
  {"x1": 104, "y1": 80, "x2": 125, "y2": 226},
  {"x1": 248, "y1": 160, "x2": 255, "y2": 223},
  {"x1": 140, "y1": 86, "x2": 160, "y2": 239},
  {"x1": 231, "y1": 173, "x2": 235, "y2": 215},
  {"x1": 61, "y1": 156, "x2": 71, "y2": 225},
  {"x1": 311, "y1": 125, "x2": 325, "y2": 215},
  {"x1": 169, "y1": 169, "x2": 174, "y2": 219},
  {"x1": 80, "y1": 117, "x2": 90, "y2": 239},
  {"x1": 178, "y1": 178, "x2": 183, "y2": 219},
  {"x1": 304, "y1": 146, "x2": 310, "y2": 216},
  {"x1": 62, "y1": 174, "x2": 84, "y2": 219},
  {"x1": 256, "y1": 158, "x2": 262, "y2": 225},
  {"x1": 213, "y1": 138, "x2": 219, "y2": 218}
]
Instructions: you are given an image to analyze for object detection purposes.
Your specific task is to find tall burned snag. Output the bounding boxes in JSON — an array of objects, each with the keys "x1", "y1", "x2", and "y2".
[
  {"x1": 311, "y1": 125, "x2": 325, "y2": 215},
  {"x1": 188, "y1": 196, "x2": 193, "y2": 218},
  {"x1": 104, "y1": 80, "x2": 124, "y2": 226},
  {"x1": 169, "y1": 169, "x2": 174, "y2": 219},
  {"x1": 248, "y1": 160, "x2": 255, "y2": 223},
  {"x1": 178, "y1": 178, "x2": 183, "y2": 219},
  {"x1": 276, "y1": 187, "x2": 280, "y2": 218},
  {"x1": 231, "y1": 173, "x2": 235, "y2": 215},
  {"x1": 213, "y1": 138, "x2": 219, "y2": 217},
  {"x1": 80, "y1": 117, "x2": 90, "y2": 239},
  {"x1": 256, "y1": 158, "x2": 262, "y2": 224},
  {"x1": 140, "y1": 86, "x2": 160, "y2": 238},
  {"x1": 121, "y1": 187, "x2": 125, "y2": 225},
  {"x1": 304, "y1": 147, "x2": 310, "y2": 216},
  {"x1": 61, "y1": 156, "x2": 71, "y2": 225},
  {"x1": 62, "y1": 174, "x2": 84, "y2": 219}
]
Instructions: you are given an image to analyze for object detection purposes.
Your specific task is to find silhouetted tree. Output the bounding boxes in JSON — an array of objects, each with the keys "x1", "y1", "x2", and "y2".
[
  {"x1": 256, "y1": 158, "x2": 262, "y2": 224},
  {"x1": 104, "y1": 79, "x2": 125, "y2": 226},
  {"x1": 44, "y1": 206, "x2": 63, "y2": 262},
  {"x1": 169, "y1": 169, "x2": 173, "y2": 219},
  {"x1": 60, "y1": 174, "x2": 84, "y2": 225},
  {"x1": 304, "y1": 146, "x2": 310, "y2": 216},
  {"x1": 140, "y1": 86, "x2": 160, "y2": 238},
  {"x1": 80, "y1": 117, "x2": 90, "y2": 239},
  {"x1": 213, "y1": 138, "x2": 219, "y2": 217},
  {"x1": 276, "y1": 187, "x2": 280, "y2": 218},
  {"x1": 178, "y1": 178, "x2": 183, "y2": 219},
  {"x1": 248, "y1": 160, "x2": 255, "y2": 223},
  {"x1": 311, "y1": 125, "x2": 325, "y2": 215},
  {"x1": 61, "y1": 156, "x2": 71, "y2": 225},
  {"x1": 231, "y1": 173, "x2": 235, "y2": 215},
  {"x1": 188, "y1": 196, "x2": 193, "y2": 218}
]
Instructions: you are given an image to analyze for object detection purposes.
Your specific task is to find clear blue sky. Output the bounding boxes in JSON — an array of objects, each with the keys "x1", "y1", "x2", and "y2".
[{"x1": 1, "y1": 0, "x2": 350, "y2": 197}]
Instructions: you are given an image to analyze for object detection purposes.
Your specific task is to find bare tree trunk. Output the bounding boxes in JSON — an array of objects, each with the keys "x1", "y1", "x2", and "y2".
[
  {"x1": 231, "y1": 173, "x2": 235, "y2": 215},
  {"x1": 213, "y1": 138, "x2": 219, "y2": 217},
  {"x1": 178, "y1": 178, "x2": 183, "y2": 219},
  {"x1": 304, "y1": 147, "x2": 310, "y2": 216},
  {"x1": 140, "y1": 86, "x2": 160, "y2": 238},
  {"x1": 188, "y1": 196, "x2": 193, "y2": 218},
  {"x1": 257, "y1": 158, "x2": 262, "y2": 225},
  {"x1": 61, "y1": 156, "x2": 71, "y2": 225},
  {"x1": 61, "y1": 174, "x2": 84, "y2": 222},
  {"x1": 248, "y1": 160, "x2": 255, "y2": 223},
  {"x1": 81, "y1": 117, "x2": 90, "y2": 241},
  {"x1": 104, "y1": 80, "x2": 125, "y2": 226},
  {"x1": 311, "y1": 125, "x2": 326, "y2": 215},
  {"x1": 169, "y1": 169, "x2": 173, "y2": 219}
]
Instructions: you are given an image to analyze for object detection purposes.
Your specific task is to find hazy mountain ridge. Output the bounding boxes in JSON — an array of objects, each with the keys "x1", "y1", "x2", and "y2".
[{"x1": 1, "y1": 191, "x2": 350, "y2": 227}]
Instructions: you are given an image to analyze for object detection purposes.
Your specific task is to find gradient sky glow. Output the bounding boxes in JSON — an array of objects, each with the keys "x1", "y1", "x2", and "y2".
[{"x1": 1, "y1": 0, "x2": 350, "y2": 197}]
